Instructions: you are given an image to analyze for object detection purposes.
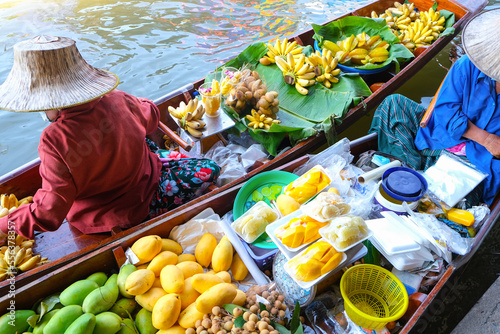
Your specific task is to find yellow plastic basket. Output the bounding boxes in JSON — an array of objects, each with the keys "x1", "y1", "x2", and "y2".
[{"x1": 340, "y1": 264, "x2": 409, "y2": 330}]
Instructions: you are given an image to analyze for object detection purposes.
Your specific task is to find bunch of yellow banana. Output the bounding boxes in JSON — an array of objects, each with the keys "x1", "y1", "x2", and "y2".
[
  {"x1": 306, "y1": 49, "x2": 341, "y2": 88},
  {"x1": 0, "y1": 234, "x2": 49, "y2": 281},
  {"x1": 168, "y1": 98, "x2": 206, "y2": 138},
  {"x1": 323, "y1": 34, "x2": 390, "y2": 65},
  {"x1": 0, "y1": 194, "x2": 33, "y2": 218},
  {"x1": 246, "y1": 109, "x2": 281, "y2": 130},
  {"x1": 396, "y1": 8, "x2": 446, "y2": 52},
  {"x1": 371, "y1": 2, "x2": 417, "y2": 30},
  {"x1": 259, "y1": 38, "x2": 303, "y2": 66},
  {"x1": 275, "y1": 53, "x2": 316, "y2": 95}
]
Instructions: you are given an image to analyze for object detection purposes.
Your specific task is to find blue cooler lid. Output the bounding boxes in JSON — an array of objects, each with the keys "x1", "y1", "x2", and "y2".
[{"x1": 386, "y1": 170, "x2": 422, "y2": 197}]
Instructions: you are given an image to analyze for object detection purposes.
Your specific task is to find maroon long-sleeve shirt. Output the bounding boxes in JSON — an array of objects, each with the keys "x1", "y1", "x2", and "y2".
[{"x1": 0, "y1": 90, "x2": 162, "y2": 238}]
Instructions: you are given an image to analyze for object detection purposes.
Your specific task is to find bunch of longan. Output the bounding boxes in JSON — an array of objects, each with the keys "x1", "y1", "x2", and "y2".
[
  {"x1": 187, "y1": 306, "x2": 234, "y2": 334},
  {"x1": 246, "y1": 290, "x2": 288, "y2": 326}
]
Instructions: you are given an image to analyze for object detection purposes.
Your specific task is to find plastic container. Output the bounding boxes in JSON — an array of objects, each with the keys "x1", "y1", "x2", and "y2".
[
  {"x1": 340, "y1": 264, "x2": 409, "y2": 330},
  {"x1": 301, "y1": 191, "x2": 351, "y2": 223},
  {"x1": 370, "y1": 238, "x2": 425, "y2": 271},
  {"x1": 381, "y1": 167, "x2": 428, "y2": 202},
  {"x1": 241, "y1": 241, "x2": 278, "y2": 272},
  {"x1": 284, "y1": 165, "x2": 331, "y2": 204},
  {"x1": 364, "y1": 217, "x2": 421, "y2": 255},
  {"x1": 319, "y1": 215, "x2": 372, "y2": 252},
  {"x1": 374, "y1": 182, "x2": 418, "y2": 214},
  {"x1": 231, "y1": 201, "x2": 280, "y2": 244}
]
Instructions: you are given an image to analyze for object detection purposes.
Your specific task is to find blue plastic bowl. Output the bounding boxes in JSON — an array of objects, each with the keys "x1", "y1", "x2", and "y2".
[
  {"x1": 314, "y1": 40, "x2": 390, "y2": 75},
  {"x1": 381, "y1": 167, "x2": 428, "y2": 202}
]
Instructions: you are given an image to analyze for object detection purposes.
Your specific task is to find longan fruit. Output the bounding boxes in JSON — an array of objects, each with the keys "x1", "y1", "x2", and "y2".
[
  {"x1": 204, "y1": 314, "x2": 210, "y2": 320},
  {"x1": 270, "y1": 308, "x2": 278, "y2": 316},
  {"x1": 211, "y1": 323, "x2": 221, "y2": 333},
  {"x1": 280, "y1": 304, "x2": 287, "y2": 311},
  {"x1": 260, "y1": 330, "x2": 270, "y2": 334},
  {"x1": 299, "y1": 316, "x2": 305, "y2": 324},
  {"x1": 213, "y1": 306, "x2": 221, "y2": 316},
  {"x1": 234, "y1": 308, "x2": 243, "y2": 317},
  {"x1": 197, "y1": 326, "x2": 204, "y2": 334},
  {"x1": 262, "y1": 291, "x2": 270, "y2": 299},
  {"x1": 249, "y1": 305, "x2": 259, "y2": 314},
  {"x1": 249, "y1": 314, "x2": 259, "y2": 323},
  {"x1": 267, "y1": 325, "x2": 274, "y2": 331},
  {"x1": 202, "y1": 319, "x2": 212, "y2": 329},
  {"x1": 262, "y1": 317, "x2": 271, "y2": 324},
  {"x1": 266, "y1": 304, "x2": 272, "y2": 311},
  {"x1": 207, "y1": 329, "x2": 213, "y2": 334},
  {"x1": 224, "y1": 321, "x2": 233, "y2": 331},
  {"x1": 245, "y1": 321, "x2": 256, "y2": 331},
  {"x1": 277, "y1": 320, "x2": 285, "y2": 326},
  {"x1": 278, "y1": 310, "x2": 286, "y2": 318},
  {"x1": 260, "y1": 310, "x2": 269, "y2": 318},
  {"x1": 270, "y1": 331, "x2": 279, "y2": 334},
  {"x1": 196, "y1": 320, "x2": 203, "y2": 328},
  {"x1": 267, "y1": 296, "x2": 275, "y2": 304},
  {"x1": 274, "y1": 300, "x2": 282, "y2": 309},
  {"x1": 277, "y1": 295, "x2": 284, "y2": 302},
  {"x1": 271, "y1": 291, "x2": 279, "y2": 298},
  {"x1": 186, "y1": 329, "x2": 196, "y2": 334},
  {"x1": 200, "y1": 331, "x2": 208, "y2": 334},
  {"x1": 243, "y1": 312, "x2": 251, "y2": 321},
  {"x1": 258, "y1": 321, "x2": 268, "y2": 331},
  {"x1": 217, "y1": 331, "x2": 225, "y2": 334}
]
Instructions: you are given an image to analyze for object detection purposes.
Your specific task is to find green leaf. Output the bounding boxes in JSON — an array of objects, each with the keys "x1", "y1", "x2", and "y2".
[
  {"x1": 271, "y1": 321, "x2": 291, "y2": 334},
  {"x1": 34, "y1": 294, "x2": 60, "y2": 318},
  {"x1": 234, "y1": 315, "x2": 246, "y2": 328},
  {"x1": 432, "y1": 2, "x2": 438, "y2": 11},
  {"x1": 247, "y1": 128, "x2": 286, "y2": 156},
  {"x1": 290, "y1": 301, "x2": 302, "y2": 334},
  {"x1": 259, "y1": 302, "x2": 267, "y2": 312},
  {"x1": 27, "y1": 314, "x2": 40, "y2": 328},
  {"x1": 223, "y1": 304, "x2": 250, "y2": 315}
]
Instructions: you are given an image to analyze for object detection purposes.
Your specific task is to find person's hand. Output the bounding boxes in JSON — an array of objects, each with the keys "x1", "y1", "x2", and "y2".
[
  {"x1": 0, "y1": 230, "x2": 7, "y2": 245},
  {"x1": 484, "y1": 133, "x2": 500, "y2": 158}
]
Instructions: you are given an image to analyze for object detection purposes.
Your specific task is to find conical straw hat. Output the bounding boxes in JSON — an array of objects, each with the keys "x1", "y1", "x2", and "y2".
[
  {"x1": 0, "y1": 35, "x2": 119, "y2": 112},
  {"x1": 463, "y1": 9, "x2": 500, "y2": 82}
]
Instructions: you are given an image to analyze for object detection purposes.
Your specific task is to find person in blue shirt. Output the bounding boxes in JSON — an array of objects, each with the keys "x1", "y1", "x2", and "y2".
[{"x1": 369, "y1": 9, "x2": 500, "y2": 206}]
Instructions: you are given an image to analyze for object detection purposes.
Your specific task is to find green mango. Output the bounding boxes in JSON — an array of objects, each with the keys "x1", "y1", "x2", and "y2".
[
  {"x1": 60, "y1": 280, "x2": 99, "y2": 306},
  {"x1": 86, "y1": 272, "x2": 108, "y2": 287},
  {"x1": 110, "y1": 298, "x2": 137, "y2": 318},
  {"x1": 43, "y1": 305, "x2": 83, "y2": 334},
  {"x1": 82, "y1": 274, "x2": 119, "y2": 314},
  {"x1": 135, "y1": 308, "x2": 157, "y2": 334},
  {"x1": 64, "y1": 313, "x2": 96, "y2": 334},
  {"x1": 33, "y1": 309, "x2": 59, "y2": 334},
  {"x1": 93, "y1": 312, "x2": 122, "y2": 334},
  {"x1": 117, "y1": 265, "x2": 137, "y2": 298},
  {"x1": 0, "y1": 309, "x2": 36, "y2": 334},
  {"x1": 118, "y1": 318, "x2": 139, "y2": 334}
]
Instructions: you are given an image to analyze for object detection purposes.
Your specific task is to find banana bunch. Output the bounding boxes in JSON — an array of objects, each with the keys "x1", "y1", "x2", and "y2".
[
  {"x1": 168, "y1": 98, "x2": 206, "y2": 138},
  {"x1": 0, "y1": 234, "x2": 49, "y2": 281},
  {"x1": 275, "y1": 53, "x2": 316, "y2": 95},
  {"x1": 371, "y1": 2, "x2": 417, "y2": 30},
  {"x1": 0, "y1": 194, "x2": 33, "y2": 218},
  {"x1": 246, "y1": 109, "x2": 281, "y2": 130},
  {"x1": 306, "y1": 49, "x2": 341, "y2": 88},
  {"x1": 323, "y1": 34, "x2": 390, "y2": 65},
  {"x1": 259, "y1": 38, "x2": 303, "y2": 66}
]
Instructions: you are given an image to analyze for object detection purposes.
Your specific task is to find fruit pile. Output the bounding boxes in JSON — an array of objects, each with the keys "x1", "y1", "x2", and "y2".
[
  {"x1": 168, "y1": 98, "x2": 207, "y2": 138},
  {"x1": 286, "y1": 240, "x2": 344, "y2": 282},
  {"x1": 283, "y1": 166, "x2": 331, "y2": 204},
  {"x1": 323, "y1": 33, "x2": 390, "y2": 65},
  {"x1": 320, "y1": 215, "x2": 369, "y2": 250},
  {"x1": 259, "y1": 38, "x2": 303, "y2": 66},
  {"x1": 275, "y1": 53, "x2": 317, "y2": 95},
  {"x1": 0, "y1": 193, "x2": 33, "y2": 217},
  {"x1": 370, "y1": 2, "x2": 447, "y2": 52},
  {"x1": 306, "y1": 49, "x2": 341, "y2": 88},
  {"x1": 0, "y1": 234, "x2": 49, "y2": 281},
  {"x1": 275, "y1": 215, "x2": 327, "y2": 249}
]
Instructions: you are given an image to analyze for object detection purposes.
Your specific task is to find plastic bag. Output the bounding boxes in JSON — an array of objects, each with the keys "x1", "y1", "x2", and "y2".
[
  {"x1": 240, "y1": 144, "x2": 268, "y2": 171},
  {"x1": 301, "y1": 192, "x2": 351, "y2": 222},
  {"x1": 470, "y1": 205, "x2": 491, "y2": 230}
]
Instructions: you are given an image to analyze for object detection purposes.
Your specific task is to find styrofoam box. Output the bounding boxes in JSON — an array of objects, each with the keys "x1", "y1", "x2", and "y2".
[{"x1": 365, "y1": 217, "x2": 421, "y2": 255}]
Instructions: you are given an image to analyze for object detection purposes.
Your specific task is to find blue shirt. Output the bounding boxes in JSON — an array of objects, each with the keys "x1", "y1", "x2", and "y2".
[{"x1": 415, "y1": 55, "x2": 500, "y2": 205}]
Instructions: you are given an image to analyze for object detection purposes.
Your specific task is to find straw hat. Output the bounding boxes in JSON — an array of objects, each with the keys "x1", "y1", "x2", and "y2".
[
  {"x1": 463, "y1": 9, "x2": 500, "y2": 82},
  {"x1": 0, "y1": 35, "x2": 119, "y2": 112}
]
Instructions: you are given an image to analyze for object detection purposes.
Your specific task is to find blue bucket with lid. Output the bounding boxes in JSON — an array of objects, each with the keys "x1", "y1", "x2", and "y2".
[{"x1": 381, "y1": 167, "x2": 427, "y2": 202}]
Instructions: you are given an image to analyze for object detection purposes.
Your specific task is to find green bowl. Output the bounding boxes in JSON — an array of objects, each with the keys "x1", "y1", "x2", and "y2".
[{"x1": 233, "y1": 170, "x2": 298, "y2": 249}]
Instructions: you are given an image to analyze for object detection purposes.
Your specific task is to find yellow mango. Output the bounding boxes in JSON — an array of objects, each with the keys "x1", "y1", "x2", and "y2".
[
  {"x1": 176, "y1": 261, "x2": 203, "y2": 279},
  {"x1": 191, "y1": 274, "x2": 224, "y2": 294},
  {"x1": 158, "y1": 325, "x2": 187, "y2": 334},
  {"x1": 152, "y1": 277, "x2": 162, "y2": 288},
  {"x1": 231, "y1": 253, "x2": 248, "y2": 281},
  {"x1": 148, "y1": 251, "x2": 178, "y2": 276},
  {"x1": 306, "y1": 169, "x2": 322, "y2": 184},
  {"x1": 177, "y1": 254, "x2": 196, "y2": 263},
  {"x1": 131, "y1": 235, "x2": 163, "y2": 265},
  {"x1": 178, "y1": 302, "x2": 205, "y2": 329},
  {"x1": 178, "y1": 276, "x2": 200, "y2": 310},
  {"x1": 321, "y1": 252, "x2": 343, "y2": 275},
  {"x1": 124, "y1": 269, "x2": 155, "y2": 296},
  {"x1": 306, "y1": 241, "x2": 332, "y2": 261},
  {"x1": 319, "y1": 247, "x2": 336, "y2": 263},
  {"x1": 160, "y1": 265, "x2": 184, "y2": 294},
  {"x1": 195, "y1": 283, "x2": 237, "y2": 314},
  {"x1": 211, "y1": 236, "x2": 233, "y2": 272},
  {"x1": 232, "y1": 289, "x2": 246, "y2": 306},
  {"x1": 195, "y1": 233, "x2": 217, "y2": 267},
  {"x1": 281, "y1": 227, "x2": 297, "y2": 248},
  {"x1": 276, "y1": 194, "x2": 301, "y2": 216},
  {"x1": 304, "y1": 223, "x2": 321, "y2": 244},
  {"x1": 136, "y1": 263, "x2": 149, "y2": 270},
  {"x1": 135, "y1": 287, "x2": 167, "y2": 312},
  {"x1": 291, "y1": 225, "x2": 306, "y2": 248},
  {"x1": 152, "y1": 294, "x2": 181, "y2": 330},
  {"x1": 291, "y1": 258, "x2": 324, "y2": 282},
  {"x1": 215, "y1": 271, "x2": 231, "y2": 283},
  {"x1": 161, "y1": 238, "x2": 183, "y2": 255}
]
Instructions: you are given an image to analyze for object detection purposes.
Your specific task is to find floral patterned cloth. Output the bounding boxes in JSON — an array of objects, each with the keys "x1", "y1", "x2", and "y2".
[{"x1": 146, "y1": 139, "x2": 220, "y2": 217}]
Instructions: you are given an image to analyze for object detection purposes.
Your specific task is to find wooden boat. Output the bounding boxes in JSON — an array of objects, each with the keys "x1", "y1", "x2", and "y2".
[
  {"x1": 0, "y1": 0, "x2": 487, "y2": 294},
  {"x1": 1, "y1": 131, "x2": 498, "y2": 334}
]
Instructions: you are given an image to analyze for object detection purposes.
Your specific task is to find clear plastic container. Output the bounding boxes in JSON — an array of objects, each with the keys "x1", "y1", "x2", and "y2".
[
  {"x1": 319, "y1": 215, "x2": 372, "y2": 252},
  {"x1": 301, "y1": 191, "x2": 351, "y2": 222},
  {"x1": 231, "y1": 201, "x2": 279, "y2": 243},
  {"x1": 284, "y1": 165, "x2": 331, "y2": 204}
]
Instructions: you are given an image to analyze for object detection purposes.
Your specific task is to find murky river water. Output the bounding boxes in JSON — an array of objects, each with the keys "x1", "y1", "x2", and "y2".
[{"x1": 0, "y1": 0, "x2": 498, "y2": 175}]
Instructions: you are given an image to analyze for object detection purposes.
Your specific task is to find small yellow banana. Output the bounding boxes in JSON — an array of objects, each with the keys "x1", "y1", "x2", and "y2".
[{"x1": 18, "y1": 254, "x2": 41, "y2": 272}]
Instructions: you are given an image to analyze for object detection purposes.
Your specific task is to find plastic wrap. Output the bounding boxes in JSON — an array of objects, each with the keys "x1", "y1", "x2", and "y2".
[
  {"x1": 231, "y1": 201, "x2": 279, "y2": 243},
  {"x1": 284, "y1": 165, "x2": 331, "y2": 204},
  {"x1": 470, "y1": 205, "x2": 491, "y2": 230},
  {"x1": 274, "y1": 214, "x2": 327, "y2": 250},
  {"x1": 302, "y1": 192, "x2": 351, "y2": 222},
  {"x1": 319, "y1": 215, "x2": 371, "y2": 251}
]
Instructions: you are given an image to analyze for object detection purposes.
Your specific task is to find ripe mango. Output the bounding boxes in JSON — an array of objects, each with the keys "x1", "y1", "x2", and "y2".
[
  {"x1": 59, "y1": 279, "x2": 99, "y2": 306},
  {"x1": 136, "y1": 287, "x2": 167, "y2": 312},
  {"x1": 33, "y1": 309, "x2": 59, "y2": 334},
  {"x1": 177, "y1": 253, "x2": 196, "y2": 263},
  {"x1": 290, "y1": 258, "x2": 324, "y2": 282},
  {"x1": 94, "y1": 312, "x2": 122, "y2": 334},
  {"x1": 132, "y1": 235, "x2": 163, "y2": 265},
  {"x1": 148, "y1": 251, "x2": 178, "y2": 276},
  {"x1": 43, "y1": 305, "x2": 83, "y2": 334},
  {"x1": 117, "y1": 264, "x2": 137, "y2": 298},
  {"x1": 158, "y1": 325, "x2": 186, "y2": 334},
  {"x1": 86, "y1": 272, "x2": 108, "y2": 286},
  {"x1": 118, "y1": 318, "x2": 139, "y2": 334},
  {"x1": 178, "y1": 276, "x2": 201, "y2": 309},
  {"x1": 82, "y1": 274, "x2": 119, "y2": 314},
  {"x1": 276, "y1": 194, "x2": 301, "y2": 216},
  {"x1": 63, "y1": 313, "x2": 96, "y2": 334},
  {"x1": 161, "y1": 238, "x2": 183, "y2": 255},
  {"x1": 152, "y1": 294, "x2": 181, "y2": 330},
  {"x1": 191, "y1": 273, "x2": 224, "y2": 294},
  {"x1": 230, "y1": 253, "x2": 248, "y2": 281},
  {"x1": 211, "y1": 236, "x2": 233, "y2": 272},
  {"x1": 178, "y1": 302, "x2": 205, "y2": 329},
  {"x1": 195, "y1": 233, "x2": 217, "y2": 267},
  {"x1": 176, "y1": 261, "x2": 203, "y2": 279},
  {"x1": 321, "y1": 252, "x2": 343, "y2": 275},
  {"x1": 152, "y1": 277, "x2": 162, "y2": 288},
  {"x1": 232, "y1": 289, "x2": 246, "y2": 306},
  {"x1": 125, "y1": 269, "x2": 155, "y2": 296},
  {"x1": 110, "y1": 298, "x2": 137, "y2": 318},
  {"x1": 195, "y1": 283, "x2": 237, "y2": 314},
  {"x1": 0, "y1": 309, "x2": 35, "y2": 334},
  {"x1": 135, "y1": 308, "x2": 156, "y2": 334},
  {"x1": 160, "y1": 265, "x2": 184, "y2": 294},
  {"x1": 215, "y1": 271, "x2": 231, "y2": 283}
]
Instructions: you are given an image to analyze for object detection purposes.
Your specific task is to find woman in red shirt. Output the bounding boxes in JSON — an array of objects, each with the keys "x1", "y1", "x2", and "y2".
[{"x1": 0, "y1": 35, "x2": 219, "y2": 238}]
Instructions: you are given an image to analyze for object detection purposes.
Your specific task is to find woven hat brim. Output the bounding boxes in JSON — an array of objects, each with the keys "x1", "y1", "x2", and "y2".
[{"x1": 463, "y1": 9, "x2": 500, "y2": 82}]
